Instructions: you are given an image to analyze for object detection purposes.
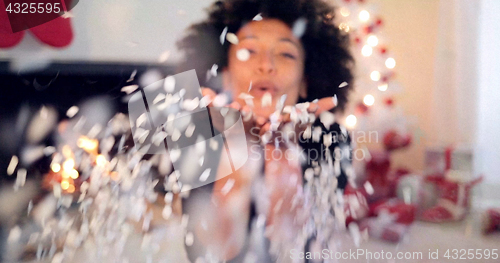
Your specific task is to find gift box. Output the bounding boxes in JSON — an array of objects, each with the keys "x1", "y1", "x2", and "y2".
[
  {"x1": 364, "y1": 151, "x2": 392, "y2": 202},
  {"x1": 482, "y1": 208, "x2": 500, "y2": 234},
  {"x1": 359, "y1": 214, "x2": 410, "y2": 243},
  {"x1": 369, "y1": 198, "x2": 416, "y2": 225},
  {"x1": 344, "y1": 185, "x2": 370, "y2": 225},
  {"x1": 396, "y1": 174, "x2": 438, "y2": 214},
  {"x1": 424, "y1": 145, "x2": 473, "y2": 177}
]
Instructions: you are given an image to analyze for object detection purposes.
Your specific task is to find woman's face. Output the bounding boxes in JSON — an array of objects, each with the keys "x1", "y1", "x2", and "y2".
[{"x1": 222, "y1": 19, "x2": 307, "y2": 118}]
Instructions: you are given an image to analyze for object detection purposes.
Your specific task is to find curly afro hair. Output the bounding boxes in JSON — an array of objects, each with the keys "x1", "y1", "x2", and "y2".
[{"x1": 177, "y1": 0, "x2": 354, "y2": 112}]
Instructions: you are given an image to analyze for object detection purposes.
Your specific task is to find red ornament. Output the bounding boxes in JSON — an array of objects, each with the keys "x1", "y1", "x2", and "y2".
[
  {"x1": 370, "y1": 198, "x2": 417, "y2": 225},
  {"x1": 384, "y1": 97, "x2": 394, "y2": 107},
  {"x1": 363, "y1": 25, "x2": 373, "y2": 35},
  {"x1": 383, "y1": 130, "x2": 412, "y2": 151},
  {"x1": 355, "y1": 101, "x2": 369, "y2": 115},
  {"x1": 0, "y1": 1, "x2": 25, "y2": 48}
]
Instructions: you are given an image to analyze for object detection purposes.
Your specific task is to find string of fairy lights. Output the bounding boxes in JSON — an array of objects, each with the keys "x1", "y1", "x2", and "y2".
[{"x1": 335, "y1": 0, "x2": 398, "y2": 129}]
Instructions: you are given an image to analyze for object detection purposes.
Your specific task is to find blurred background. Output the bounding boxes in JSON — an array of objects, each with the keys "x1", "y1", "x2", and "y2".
[{"x1": 1, "y1": 0, "x2": 500, "y2": 262}]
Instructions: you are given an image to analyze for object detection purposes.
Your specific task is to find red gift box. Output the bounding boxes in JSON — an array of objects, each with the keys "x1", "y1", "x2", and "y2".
[
  {"x1": 483, "y1": 208, "x2": 500, "y2": 234},
  {"x1": 344, "y1": 184, "x2": 370, "y2": 225},
  {"x1": 359, "y1": 216, "x2": 410, "y2": 243},
  {"x1": 370, "y1": 198, "x2": 416, "y2": 225},
  {"x1": 424, "y1": 145, "x2": 473, "y2": 177}
]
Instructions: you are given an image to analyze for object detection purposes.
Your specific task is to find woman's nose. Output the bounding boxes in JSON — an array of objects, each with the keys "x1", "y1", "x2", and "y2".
[{"x1": 257, "y1": 52, "x2": 276, "y2": 75}]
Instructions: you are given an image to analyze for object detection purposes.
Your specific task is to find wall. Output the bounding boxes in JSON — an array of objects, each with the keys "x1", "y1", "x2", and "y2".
[
  {"x1": 368, "y1": 0, "x2": 441, "y2": 172},
  {"x1": 475, "y1": 0, "x2": 500, "y2": 203}
]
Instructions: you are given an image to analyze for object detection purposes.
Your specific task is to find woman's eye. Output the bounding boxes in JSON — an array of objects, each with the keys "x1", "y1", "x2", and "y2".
[{"x1": 280, "y1": 53, "x2": 296, "y2": 59}]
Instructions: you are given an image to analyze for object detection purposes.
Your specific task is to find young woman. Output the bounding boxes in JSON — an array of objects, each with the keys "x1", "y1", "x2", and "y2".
[{"x1": 176, "y1": 0, "x2": 354, "y2": 261}]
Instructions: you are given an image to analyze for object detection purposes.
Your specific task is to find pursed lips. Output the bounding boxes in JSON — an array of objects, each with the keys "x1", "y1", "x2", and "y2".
[{"x1": 250, "y1": 80, "x2": 279, "y2": 98}]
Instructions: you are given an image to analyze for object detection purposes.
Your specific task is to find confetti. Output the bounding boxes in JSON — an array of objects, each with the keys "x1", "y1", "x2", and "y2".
[
  {"x1": 339, "y1": 81, "x2": 348, "y2": 88},
  {"x1": 212, "y1": 93, "x2": 229, "y2": 107},
  {"x1": 262, "y1": 92, "x2": 272, "y2": 107},
  {"x1": 319, "y1": 111, "x2": 336, "y2": 129},
  {"x1": 7, "y1": 226, "x2": 21, "y2": 243},
  {"x1": 121, "y1": 85, "x2": 139, "y2": 94},
  {"x1": 323, "y1": 133, "x2": 333, "y2": 147},
  {"x1": 27, "y1": 200, "x2": 33, "y2": 215},
  {"x1": 292, "y1": 18, "x2": 307, "y2": 39},
  {"x1": 210, "y1": 64, "x2": 218, "y2": 77},
  {"x1": 169, "y1": 149, "x2": 181, "y2": 163},
  {"x1": 348, "y1": 223, "x2": 361, "y2": 247},
  {"x1": 226, "y1": 32, "x2": 239, "y2": 45},
  {"x1": 209, "y1": 138, "x2": 219, "y2": 150},
  {"x1": 164, "y1": 76, "x2": 176, "y2": 93},
  {"x1": 304, "y1": 168, "x2": 315, "y2": 182},
  {"x1": 160, "y1": 205, "x2": 172, "y2": 220},
  {"x1": 220, "y1": 26, "x2": 228, "y2": 45},
  {"x1": 312, "y1": 126, "x2": 322, "y2": 142},
  {"x1": 164, "y1": 192, "x2": 174, "y2": 204},
  {"x1": 185, "y1": 123, "x2": 196, "y2": 138},
  {"x1": 136, "y1": 113, "x2": 148, "y2": 128},
  {"x1": 221, "y1": 178, "x2": 235, "y2": 195},
  {"x1": 199, "y1": 168, "x2": 211, "y2": 182},
  {"x1": 15, "y1": 168, "x2": 27, "y2": 189},
  {"x1": 127, "y1": 69, "x2": 137, "y2": 82},
  {"x1": 236, "y1": 48, "x2": 250, "y2": 62},
  {"x1": 364, "y1": 181, "x2": 374, "y2": 195},
  {"x1": 182, "y1": 97, "x2": 200, "y2": 111},
  {"x1": 6, "y1": 155, "x2": 18, "y2": 176},
  {"x1": 171, "y1": 129, "x2": 181, "y2": 142},
  {"x1": 66, "y1": 106, "x2": 79, "y2": 118},
  {"x1": 158, "y1": 50, "x2": 170, "y2": 63},
  {"x1": 43, "y1": 146, "x2": 56, "y2": 156},
  {"x1": 185, "y1": 232, "x2": 194, "y2": 246},
  {"x1": 153, "y1": 93, "x2": 166, "y2": 105},
  {"x1": 253, "y1": 13, "x2": 263, "y2": 21}
]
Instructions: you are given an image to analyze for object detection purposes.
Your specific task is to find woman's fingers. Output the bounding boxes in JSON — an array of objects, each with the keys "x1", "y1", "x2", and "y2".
[
  {"x1": 313, "y1": 95, "x2": 338, "y2": 116},
  {"x1": 201, "y1": 87, "x2": 217, "y2": 107}
]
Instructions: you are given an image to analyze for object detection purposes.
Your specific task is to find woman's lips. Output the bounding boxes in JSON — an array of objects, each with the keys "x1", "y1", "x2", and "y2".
[{"x1": 250, "y1": 81, "x2": 279, "y2": 98}]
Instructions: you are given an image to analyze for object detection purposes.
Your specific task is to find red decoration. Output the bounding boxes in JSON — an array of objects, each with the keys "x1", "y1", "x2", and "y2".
[
  {"x1": 383, "y1": 129, "x2": 412, "y2": 151},
  {"x1": 370, "y1": 198, "x2": 416, "y2": 225},
  {"x1": 359, "y1": 217, "x2": 410, "y2": 243},
  {"x1": 344, "y1": 184, "x2": 370, "y2": 225},
  {"x1": 380, "y1": 46, "x2": 387, "y2": 54},
  {"x1": 355, "y1": 101, "x2": 369, "y2": 115},
  {"x1": 483, "y1": 208, "x2": 500, "y2": 234},
  {"x1": 0, "y1": 0, "x2": 25, "y2": 48},
  {"x1": 375, "y1": 18, "x2": 383, "y2": 27},
  {"x1": 421, "y1": 175, "x2": 483, "y2": 222},
  {"x1": 384, "y1": 97, "x2": 394, "y2": 107},
  {"x1": 0, "y1": 0, "x2": 74, "y2": 48},
  {"x1": 29, "y1": 14, "x2": 73, "y2": 48},
  {"x1": 363, "y1": 25, "x2": 373, "y2": 35}
]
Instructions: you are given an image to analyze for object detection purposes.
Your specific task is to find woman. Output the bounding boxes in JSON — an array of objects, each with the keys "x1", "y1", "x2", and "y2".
[{"x1": 176, "y1": 0, "x2": 354, "y2": 261}]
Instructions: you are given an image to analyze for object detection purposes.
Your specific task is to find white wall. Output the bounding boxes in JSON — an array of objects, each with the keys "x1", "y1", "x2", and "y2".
[
  {"x1": 369, "y1": 0, "x2": 441, "y2": 172},
  {"x1": 476, "y1": 0, "x2": 500, "y2": 184},
  {"x1": 0, "y1": 0, "x2": 212, "y2": 64}
]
